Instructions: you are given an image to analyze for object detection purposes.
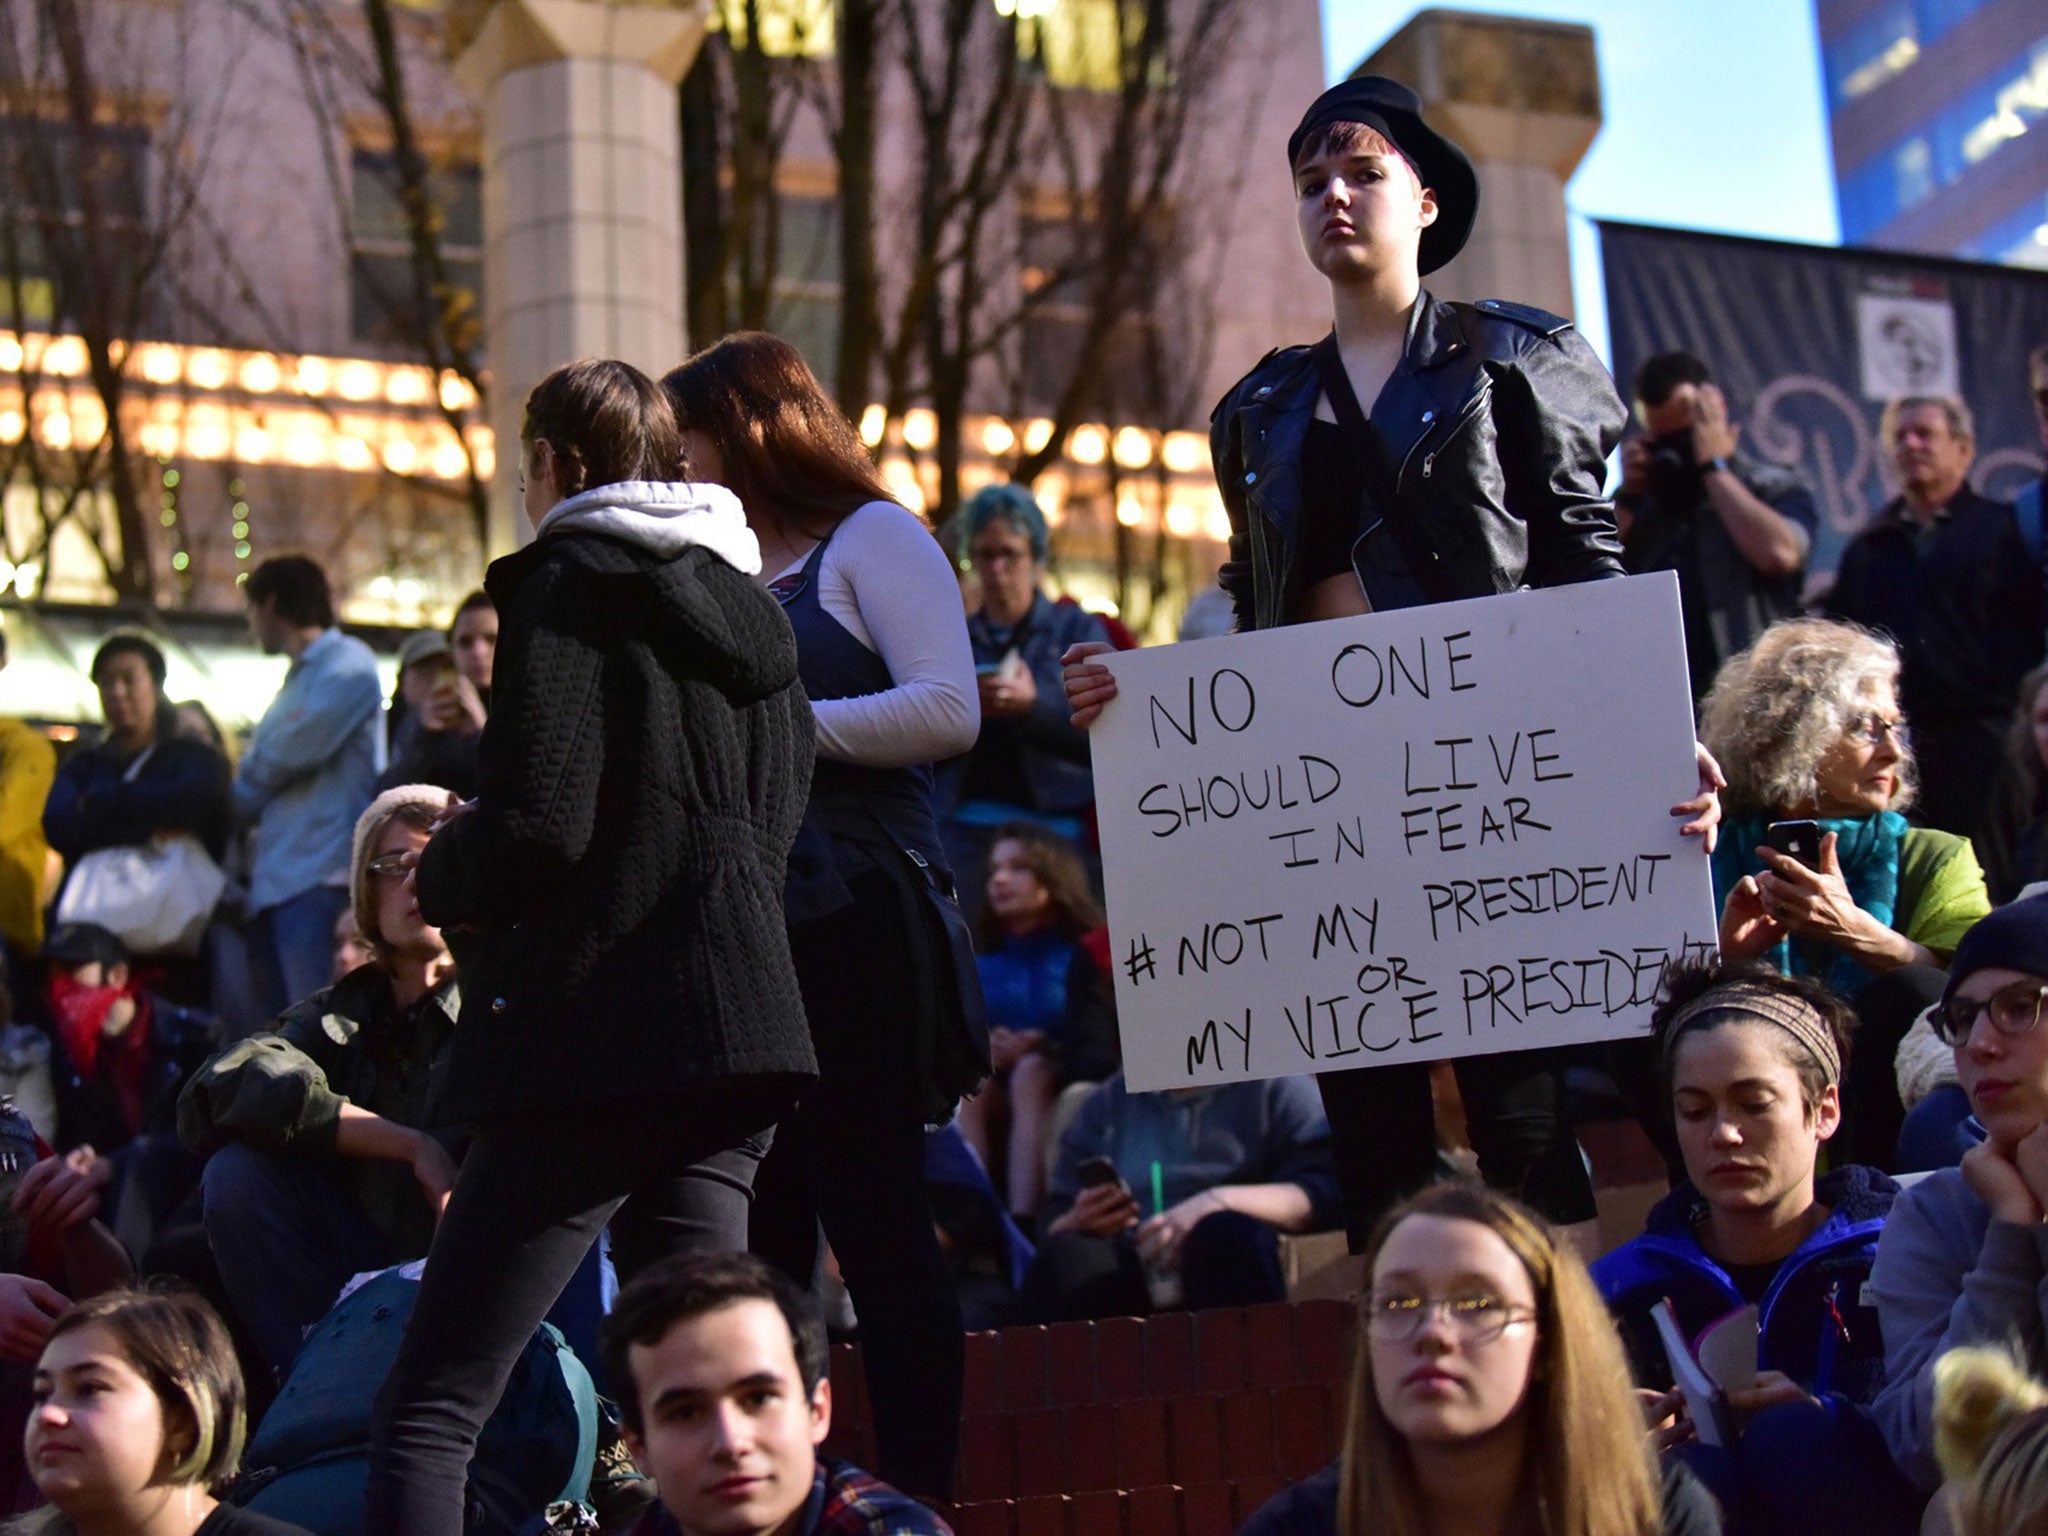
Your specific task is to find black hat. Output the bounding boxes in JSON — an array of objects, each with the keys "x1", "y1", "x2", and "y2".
[
  {"x1": 1286, "y1": 76, "x2": 1479, "y2": 276},
  {"x1": 44, "y1": 922, "x2": 127, "y2": 971},
  {"x1": 1942, "y1": 895, "x2": 2048, "y2": 1012}
]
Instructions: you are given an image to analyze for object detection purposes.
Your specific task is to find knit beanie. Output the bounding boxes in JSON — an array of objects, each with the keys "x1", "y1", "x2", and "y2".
[
  {"x1": 351, "y1": 784, "x2": 453, "y2": 949},
  {"x1": 1942, "y1": 893, "x2": 2048, "y2": 1013}
]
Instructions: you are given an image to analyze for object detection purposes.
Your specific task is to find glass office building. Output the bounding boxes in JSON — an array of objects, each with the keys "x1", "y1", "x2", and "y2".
[{"x1": 1818, "y1": 0, "x2": 2048, "y2": 267}]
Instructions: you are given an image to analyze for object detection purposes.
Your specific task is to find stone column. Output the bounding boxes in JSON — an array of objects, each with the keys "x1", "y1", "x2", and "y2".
[
  {"x1": 449, "y1": 0, "x2": 707, "y2": 555},
  {"x1": 1357, "y1": 11, "x2": 1602, "y2": 318}
]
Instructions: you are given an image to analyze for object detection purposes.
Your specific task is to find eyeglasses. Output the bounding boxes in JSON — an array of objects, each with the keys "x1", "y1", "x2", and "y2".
[
  {"x1": 1844, "y1": 712, "x2": 1909, "y2": 748},
  {"x1": 366, "y1": 852, "x2": 415, "y2": 882},
  {"x1": 1934, "y1": 981, "x2": 2048, "y2": 1046},
  {"x1": 1365, "y1": 1292, "x2": 1535, "y2": 1344}
]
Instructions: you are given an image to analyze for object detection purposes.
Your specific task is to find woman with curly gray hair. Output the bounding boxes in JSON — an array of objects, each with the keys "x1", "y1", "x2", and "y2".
[{"x1": 1702, "y1": 616, "x2": 1990, "y2": 1164}]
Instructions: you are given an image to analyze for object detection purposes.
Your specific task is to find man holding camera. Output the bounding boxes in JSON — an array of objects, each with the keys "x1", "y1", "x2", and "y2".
[{"x1": 1618, "y1": 351, "x2": 1818, "y2": 705}]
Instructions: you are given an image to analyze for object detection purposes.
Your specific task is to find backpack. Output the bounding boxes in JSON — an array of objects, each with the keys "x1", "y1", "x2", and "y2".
[{"x1": 229, "y1": 1266, "x2": 600, "y2": 1536}]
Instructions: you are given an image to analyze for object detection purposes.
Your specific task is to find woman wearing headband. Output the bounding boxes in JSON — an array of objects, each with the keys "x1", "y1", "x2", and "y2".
[
  {"x1": 1591, "y1": 956, "x2": 1916, "y2": 1535},
  {"x1": 1060, "y1": 76, "x2": 1722, "y2": 1244}
]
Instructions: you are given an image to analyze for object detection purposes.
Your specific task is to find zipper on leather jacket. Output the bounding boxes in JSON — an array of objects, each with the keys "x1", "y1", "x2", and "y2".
[{"x1": 1401, "y1": 379, "x2": 1492, "y2": 491}]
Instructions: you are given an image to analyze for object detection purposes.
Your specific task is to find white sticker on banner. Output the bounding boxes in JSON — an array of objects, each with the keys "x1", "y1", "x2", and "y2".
[
  {"x1": 1088, "y1": 573, "x2": 1719, "y2": 1092},
  {"x1": 1856, "y1": 290, "x2": 1959, "y2": 401}
]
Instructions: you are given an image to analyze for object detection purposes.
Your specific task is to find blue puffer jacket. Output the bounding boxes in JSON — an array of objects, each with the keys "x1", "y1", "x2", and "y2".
[{"x1": 1590, "y1": 1163, "x2": 1897, "y2": 1406}]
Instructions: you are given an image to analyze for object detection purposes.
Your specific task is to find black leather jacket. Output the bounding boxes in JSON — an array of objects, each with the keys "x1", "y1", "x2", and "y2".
[{"x1": 1212, "y1": 291, "x2": 1627, "y2": 631}]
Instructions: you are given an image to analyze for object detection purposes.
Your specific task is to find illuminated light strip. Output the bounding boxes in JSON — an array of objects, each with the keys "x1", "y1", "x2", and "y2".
[
  {"x1": 0, "y1": 383, "x2": 495, "y2": 482},
  {"x1": 0, "y1": 331, "x2": 1234, "y2": 537},
  {"x1": 0, "y1": 331, "x2": 481, "y2": 412}
]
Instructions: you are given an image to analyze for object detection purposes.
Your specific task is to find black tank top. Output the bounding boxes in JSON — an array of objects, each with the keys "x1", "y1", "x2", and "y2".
[{"x1": 1299, "y1": 417, "x2": 1363, "y2": 585}]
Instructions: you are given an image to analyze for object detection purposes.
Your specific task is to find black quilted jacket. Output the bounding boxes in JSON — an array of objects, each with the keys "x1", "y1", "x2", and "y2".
[{"x1": 415, "y1": 530, "x2": 819, "y2": 1120}]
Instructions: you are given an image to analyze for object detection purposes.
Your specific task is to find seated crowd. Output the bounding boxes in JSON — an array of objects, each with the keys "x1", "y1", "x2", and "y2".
[
  {"x1": 0, "y1": 326, "x2": 2040, "y2": 1536},
  {"x1": 9, "y1": 595, "x2": 2047, "y2": 1536}
]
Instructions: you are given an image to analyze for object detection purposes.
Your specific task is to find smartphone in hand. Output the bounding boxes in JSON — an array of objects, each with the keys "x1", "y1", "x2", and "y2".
[
  {"x1": 1764, "y1": 819, "x2": 1823, "y2": 870},
  {"x1": 1075, "y1": 1155, "x2": 1125, "y2": 1191}
]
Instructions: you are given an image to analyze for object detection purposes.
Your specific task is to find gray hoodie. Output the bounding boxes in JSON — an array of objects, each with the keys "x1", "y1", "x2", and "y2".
[
  {"x1": 1866, "y1": 1165, "x2": 2048, "y2": 1490},
  {"x1": 535, "y1": 479, "x2": 761, "y2": 572}
]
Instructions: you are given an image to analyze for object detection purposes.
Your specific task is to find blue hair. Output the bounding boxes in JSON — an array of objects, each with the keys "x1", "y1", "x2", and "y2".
[{"x1": 960, "y1": 482, "x2": 1049, "y2": 562}]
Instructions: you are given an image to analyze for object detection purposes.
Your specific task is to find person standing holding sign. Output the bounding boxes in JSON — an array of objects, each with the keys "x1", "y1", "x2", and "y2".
[{"x1": 1064, "y1": 77, "x2": 1721, "y2": 1245}]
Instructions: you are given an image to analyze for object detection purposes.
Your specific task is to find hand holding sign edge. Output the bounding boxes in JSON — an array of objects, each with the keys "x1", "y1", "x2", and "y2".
[{"x1": 1063, "y1": 641, "x2": 1118, "y2": 728}]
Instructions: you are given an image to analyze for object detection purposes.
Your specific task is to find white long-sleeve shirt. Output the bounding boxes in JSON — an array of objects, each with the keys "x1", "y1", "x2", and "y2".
[{"x1": 768, "y1": 500, "x2": 979, "y2": 767}]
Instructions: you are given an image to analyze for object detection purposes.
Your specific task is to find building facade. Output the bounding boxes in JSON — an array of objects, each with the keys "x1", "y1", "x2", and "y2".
[
  {"x1": 0, "y1": 0, "x2": 1334, "y2": 650},
  {"x1": 1818, "y1": 0, "x2": 2048, "y2": 266}
]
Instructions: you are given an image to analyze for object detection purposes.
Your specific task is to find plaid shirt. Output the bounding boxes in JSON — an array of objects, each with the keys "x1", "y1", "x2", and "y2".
[{"x1": 627, "y1": 1457, "x2": 953, "y2": 1536}]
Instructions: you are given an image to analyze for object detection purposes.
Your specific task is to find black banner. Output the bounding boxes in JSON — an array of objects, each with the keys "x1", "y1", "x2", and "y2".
[{"x1": 1598, "y1": 220, "x2": 2048, "y2": 581}]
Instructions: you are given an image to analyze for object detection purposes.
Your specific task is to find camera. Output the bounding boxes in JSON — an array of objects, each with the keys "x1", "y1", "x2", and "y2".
[{"x1": 1647, "y1": 427, "x2": 1700, "y2": 497}]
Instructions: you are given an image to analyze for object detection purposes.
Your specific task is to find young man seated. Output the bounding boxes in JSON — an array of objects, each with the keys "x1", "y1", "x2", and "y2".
[
  {"x1": 1021, "y1": 1072, "x2": 1338, "y2": 1321},
  {"x1": 1591, "y1": 955, "x2": 1918, "y2": 1535},
  {"x1": 600, "y1": 1250, "x2": 950, "y2": 1536},
  {"x1": 177, "y1": 785, "x2": 462, "y2": 1376}
]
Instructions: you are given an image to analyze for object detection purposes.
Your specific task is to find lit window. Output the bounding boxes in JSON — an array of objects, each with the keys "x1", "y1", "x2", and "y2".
[
  {"x1": 1823, "y1": 3, "x2": 1917, "y2": 106},
  {"x1": 1017, "y1": 208, "x2": 1164, "y2": 415},
  {"x1": 348, "y1": 148, "x2": 484, "y2": 351},
  {"x1": 1841, "y1": 34, "x2": 1919, "y2": 100},
  {"x1": 728, "y1": 191, "x2": 843, "y2": 384},
  {"x1": 1893, "y1": 137, "x2": 1934, "y2": 211},
  {"x1": 1019, "y1": 0, "x2": 1129, "y2": 93},
  {"x1": 711, "y1": 0, "x2": 835, "y2": 60},
  {"x1": 0, "y1": 117, "x2": 150, "y2": 330},
  {"x1": 1958, "y1": 40, "x2": 2048, "y2": 166}
]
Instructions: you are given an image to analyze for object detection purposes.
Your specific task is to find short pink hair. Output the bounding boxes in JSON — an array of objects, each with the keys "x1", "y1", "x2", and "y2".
[{"x1": 1291, "y1": 121, "x2": 1416, "y2": 185}]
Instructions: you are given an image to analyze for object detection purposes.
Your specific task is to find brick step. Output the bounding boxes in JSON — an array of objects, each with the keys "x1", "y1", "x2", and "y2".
[
  {"x1": 948, "y1": 1479, "x2": 1292, "y2": 1536},
  {"x1": 825, "y1": 1301, "x2": 1354, "y2": 1434},
  {"x1": 821, "y1": 1302, "x2": 1353, "y2": 1521},
  {"x1": 952, "y1": 1381, "x2": 1342, "y2": 1502}
]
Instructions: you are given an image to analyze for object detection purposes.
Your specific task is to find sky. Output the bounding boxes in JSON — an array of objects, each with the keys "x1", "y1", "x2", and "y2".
[{"x1": 1322, "y1": 1, "x2": 1842, "y2": 360}]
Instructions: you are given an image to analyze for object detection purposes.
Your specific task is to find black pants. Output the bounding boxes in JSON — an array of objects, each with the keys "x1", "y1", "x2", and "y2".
[
  {"x1": 363, "y1": 1088, "x2": 784, "y2": 1536},
  {"x1": 1019, "y1": 1210, "x2": 1285, "y2": 1322},
  {"x1": 751, "y1": 872, "x2": 963, "y2": 1501},
  {"x1": 1318, "y1": 1048, "x2": 1596, "y2": 1247}
]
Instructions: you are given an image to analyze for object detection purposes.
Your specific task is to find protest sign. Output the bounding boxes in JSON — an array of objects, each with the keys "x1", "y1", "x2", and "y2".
[{"x1": 1090, "y1": 573, "x2": 1718, "y2": 1092}]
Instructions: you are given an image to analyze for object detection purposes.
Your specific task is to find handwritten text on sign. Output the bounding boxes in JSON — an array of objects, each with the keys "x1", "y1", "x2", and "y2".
[{"x1": 1090, "y1": 574, "x2": 1717, "y2": 1092}]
